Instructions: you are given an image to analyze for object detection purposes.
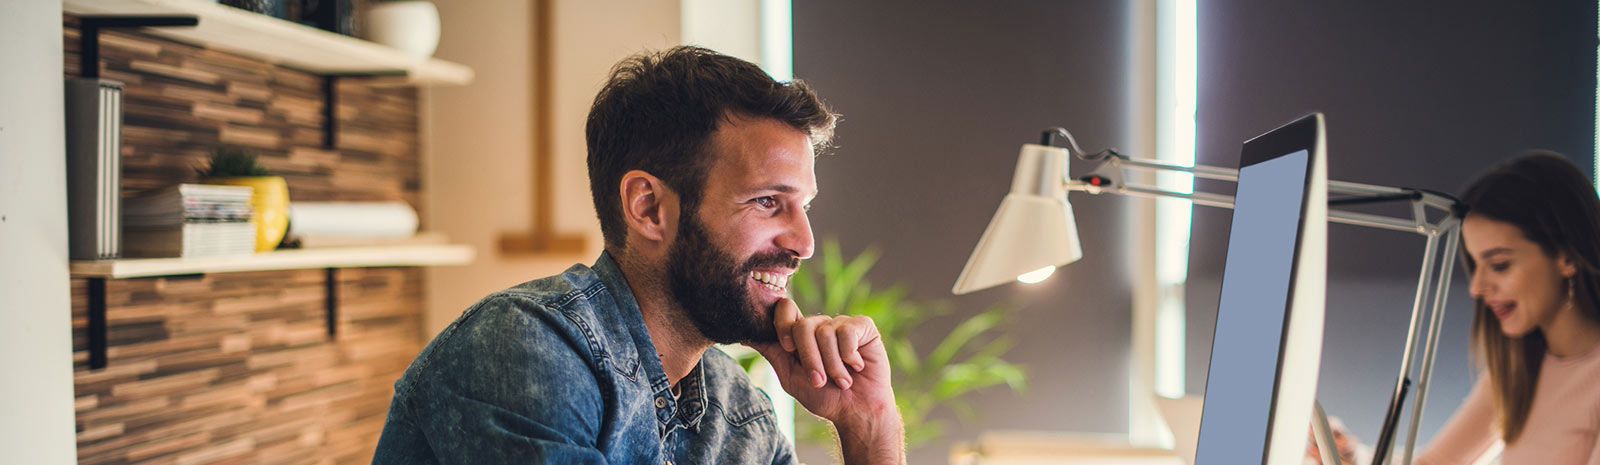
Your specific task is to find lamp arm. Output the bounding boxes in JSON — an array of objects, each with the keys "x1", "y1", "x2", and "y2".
[{"x1": 1060, "y1": 151, "x2": 1459, "y2": 236}]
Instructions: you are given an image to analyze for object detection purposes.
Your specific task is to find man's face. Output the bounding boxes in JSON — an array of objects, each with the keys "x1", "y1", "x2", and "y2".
[{"x1": 666, "y1": 115, "x2": 818, "y2": 344}]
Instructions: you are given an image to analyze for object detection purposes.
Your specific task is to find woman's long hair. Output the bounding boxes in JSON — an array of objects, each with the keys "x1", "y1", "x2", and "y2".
[{"x1": 1458, "y1": 151, "x2": 1600, "y2": 443}]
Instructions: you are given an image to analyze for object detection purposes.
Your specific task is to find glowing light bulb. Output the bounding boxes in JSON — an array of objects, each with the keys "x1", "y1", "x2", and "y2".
[{"x1": 1016, "y1": 266, "x2": 1056, "y2": 284}]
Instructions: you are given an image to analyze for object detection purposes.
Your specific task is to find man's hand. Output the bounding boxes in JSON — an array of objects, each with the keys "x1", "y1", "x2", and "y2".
[{"x1": 746, "y1": 298, "x2": 904, "y2": 465}]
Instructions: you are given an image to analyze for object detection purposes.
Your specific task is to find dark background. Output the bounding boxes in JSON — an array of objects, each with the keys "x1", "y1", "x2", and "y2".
[{"x1": 794, "y1": 1, "x2": 1596, "y2": 463}]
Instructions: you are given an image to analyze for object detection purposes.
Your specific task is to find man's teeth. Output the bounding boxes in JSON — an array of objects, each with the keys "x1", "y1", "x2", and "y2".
[{"x1": 751, "y1": 271, "x2": 788, "y2": 291}]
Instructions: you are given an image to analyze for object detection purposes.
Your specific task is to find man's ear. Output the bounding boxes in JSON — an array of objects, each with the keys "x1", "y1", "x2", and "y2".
[{"x1": 619, "y1": 170, "x2": 678, "y2": 246}]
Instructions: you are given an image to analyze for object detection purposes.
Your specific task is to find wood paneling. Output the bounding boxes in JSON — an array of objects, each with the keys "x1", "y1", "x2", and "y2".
[{"x1": 65, "y1": 14, "x2": 428, "y2": 465}]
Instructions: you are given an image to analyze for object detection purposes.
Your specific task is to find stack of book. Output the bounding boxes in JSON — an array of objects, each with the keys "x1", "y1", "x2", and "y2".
[{"x1": 122, "y1": 184, "x2": 257, "y2": 258}]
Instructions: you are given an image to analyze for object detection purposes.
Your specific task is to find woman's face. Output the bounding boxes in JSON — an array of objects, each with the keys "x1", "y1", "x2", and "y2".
[{"x1": 1463, "y1": 214, "x2": 1576, "y2": 337}]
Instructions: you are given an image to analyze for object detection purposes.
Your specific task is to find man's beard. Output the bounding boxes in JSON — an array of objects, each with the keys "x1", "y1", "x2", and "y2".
[{"x1": 666, "y1": 212, "x2": 798, "y2": 344}]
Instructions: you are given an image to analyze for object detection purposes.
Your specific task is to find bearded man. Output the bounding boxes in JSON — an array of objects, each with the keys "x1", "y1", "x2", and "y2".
[{"x1": 373, "y1": 46, "x2": 905, "y2": 465}]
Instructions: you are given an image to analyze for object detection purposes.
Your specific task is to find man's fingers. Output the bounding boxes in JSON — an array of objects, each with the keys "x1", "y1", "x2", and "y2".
[
  {"x1": 836, "y1": 319, "x2": 866, "y2": 372},
  {"x1": 815, "y1": 321, "x2": 852, "y2": 390},
  {"x1": 773, "y1": 298, "x2": 801, "y2": 352},
  {"x1": 791, "y1": 316, "x2": 827, "y2": 388},
  {"x1": 747, "y1": 342, "x2": 788, "y2": 367}
]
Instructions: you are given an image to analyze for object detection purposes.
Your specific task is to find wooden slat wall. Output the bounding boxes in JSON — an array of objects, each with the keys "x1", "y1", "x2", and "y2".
[{"x1": 65, "y1": 15, "x2": 429, "y2": 465}]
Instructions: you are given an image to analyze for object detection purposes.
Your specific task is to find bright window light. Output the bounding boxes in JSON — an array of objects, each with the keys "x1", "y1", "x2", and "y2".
[
  {"x1": 760, "y1": 0, "x2": 793, "y2": 82},
  {"x1": 1016, "y1": 266, "x2": 1057, "y2": 284},
  {"x1": 1154, "y1": 0, "x2": 1196, "y2": 401}
]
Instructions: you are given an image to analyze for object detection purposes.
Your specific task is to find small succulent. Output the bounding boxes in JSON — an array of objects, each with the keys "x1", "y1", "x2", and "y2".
[{"x1": 196, "y1": 147, "x2": 271, "y2": 178}]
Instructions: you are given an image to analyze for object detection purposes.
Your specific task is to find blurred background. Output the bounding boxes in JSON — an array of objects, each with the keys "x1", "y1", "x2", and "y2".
[{"x1": 3, "y1": 0, "x2": 1595, "y2": 464}]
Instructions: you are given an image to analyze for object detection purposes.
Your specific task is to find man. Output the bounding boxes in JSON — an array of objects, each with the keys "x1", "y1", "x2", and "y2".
[{"x1": 372, "y1": 46, "x2": 905, "y2": 464}]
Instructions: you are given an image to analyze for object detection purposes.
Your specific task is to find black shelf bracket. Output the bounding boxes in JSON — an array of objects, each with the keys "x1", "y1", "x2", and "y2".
[
  {"x1": 319, "y1": 72, "x2": 406, "y2": 149},
  {"x1": 87, "y1": 278, "x2": 108, "y2": 370},
  {"x1": 323, "y1": 76, "x2": 339, "y2": 148},
  {"x1": 79, "y1": 16, "x2": 200, "y2": 79},
  {"x1": 326, "y1": 268, "x2": 340, "y2": 340}
]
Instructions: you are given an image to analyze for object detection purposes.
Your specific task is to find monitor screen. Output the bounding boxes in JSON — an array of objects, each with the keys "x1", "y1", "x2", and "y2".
[{"x1": 1194, "y1": 148, "x2": 1313, "y2": 465}]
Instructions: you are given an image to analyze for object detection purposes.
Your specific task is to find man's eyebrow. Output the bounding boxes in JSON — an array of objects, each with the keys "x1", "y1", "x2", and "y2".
[{"x1": 749, "y1": 184, "x2": 819, "y2": 197}]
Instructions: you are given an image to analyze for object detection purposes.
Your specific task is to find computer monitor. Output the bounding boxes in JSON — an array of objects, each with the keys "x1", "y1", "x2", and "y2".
[{"x1": 1193, "y1": 113, "x2": 1328, "y2": 465}]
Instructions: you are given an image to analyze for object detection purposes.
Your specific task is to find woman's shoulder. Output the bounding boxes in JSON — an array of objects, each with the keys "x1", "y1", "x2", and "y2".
[{"x1": 1538, "y1": 348, "x2": 1600, "y2": 423}]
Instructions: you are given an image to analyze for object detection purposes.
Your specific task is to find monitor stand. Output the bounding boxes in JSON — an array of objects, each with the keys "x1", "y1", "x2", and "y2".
[{"x1": 1311, "y1": 401, "x2": 1344, "y2": 465}]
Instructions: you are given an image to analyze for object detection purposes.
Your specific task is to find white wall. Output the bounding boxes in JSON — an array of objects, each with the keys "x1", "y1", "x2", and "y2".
[
  {"x1": 682, "y1": 0, "x2": 761, "y2": 62},
  {"x1": 423, "y1": 0, "x2": 681, "y2": 334},
  {"x1": 0, "y1": 1, "x2": 81, "y2": 464}
]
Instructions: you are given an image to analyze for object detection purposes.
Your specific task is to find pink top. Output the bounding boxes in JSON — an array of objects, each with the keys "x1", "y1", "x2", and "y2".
[{"x1": 1415, "y1": 345, "x2": 1600, "y2": 465}]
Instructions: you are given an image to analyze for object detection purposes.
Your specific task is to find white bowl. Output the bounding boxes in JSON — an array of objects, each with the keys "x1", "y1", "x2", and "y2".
[{"x1": 364, "y1": 1, "x2": 440, "y2": 60}]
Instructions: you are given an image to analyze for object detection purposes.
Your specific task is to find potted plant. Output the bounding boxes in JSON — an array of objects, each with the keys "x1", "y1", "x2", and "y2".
[
  {"x1": 739, "y1": 240, "x2": 1028, "y2": 452},
  {"x1": 196, "y1": 148, "x2": 290, "y2": 252}
]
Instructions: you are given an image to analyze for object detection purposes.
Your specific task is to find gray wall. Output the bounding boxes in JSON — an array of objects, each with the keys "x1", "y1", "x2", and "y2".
[
  {"x1": 794, "y1": 1, "x2": 1138, "y2": 463},
  {"x1": 1189, "y1": 0, "x2": 1596, "y2": 450},
  {"x1": 0, "y1": 1, "x2": 79, "y2": 464}
]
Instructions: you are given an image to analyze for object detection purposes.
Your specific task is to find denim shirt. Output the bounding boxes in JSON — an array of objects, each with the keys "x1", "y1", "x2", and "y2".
[{"x1": 372, "y1": 253, "x2": 796, "y2": 464}]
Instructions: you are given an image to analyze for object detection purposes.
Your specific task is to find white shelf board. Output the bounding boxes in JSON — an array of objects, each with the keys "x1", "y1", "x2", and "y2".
[
  {"x1": 64, "y1": 0, "x2": 474, "y2": 85},
  {"x1": 71, "y1": 244, "x2": 476, "y2": 278}
]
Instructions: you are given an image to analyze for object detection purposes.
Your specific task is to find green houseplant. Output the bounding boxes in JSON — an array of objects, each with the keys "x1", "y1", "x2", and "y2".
[
  {"x1": 745, "y1": 239, "x2": 1028, "y2": 451},
  {"x1": 196, "y1": 148, "x2": 289, "y2": 252}
]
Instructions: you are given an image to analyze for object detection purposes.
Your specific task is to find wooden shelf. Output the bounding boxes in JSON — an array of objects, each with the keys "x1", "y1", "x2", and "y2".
[
  {"x1": 71, "y1": 244, "x2": 475, "y2": 279},
  {"x1": 64, "y1": 0, "x2": 474, "y2": 85}
]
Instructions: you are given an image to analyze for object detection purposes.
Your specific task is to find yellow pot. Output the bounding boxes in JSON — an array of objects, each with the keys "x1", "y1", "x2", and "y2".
[{"x1": 207, "y1": 176, "x2": 290, "y2": 252}]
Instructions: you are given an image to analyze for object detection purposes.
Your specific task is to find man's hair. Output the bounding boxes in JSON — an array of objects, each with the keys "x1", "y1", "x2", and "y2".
[{"x1": 586, "y1": 46, "x2": 837, "y2": 249}]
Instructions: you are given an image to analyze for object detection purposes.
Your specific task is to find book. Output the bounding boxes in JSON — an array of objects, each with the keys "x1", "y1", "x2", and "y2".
[
  {"x1": 122, "y1": 184, "x2": 257, "y2": 258},
  {"x1": 123, "y1": 223, "x2": 257, "y2": 258}
]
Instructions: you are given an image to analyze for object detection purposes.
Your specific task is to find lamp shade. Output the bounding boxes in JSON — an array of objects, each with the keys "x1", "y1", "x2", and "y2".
[{"x1": 952, "y1": 144, "x2": 1083, "y2": 295}]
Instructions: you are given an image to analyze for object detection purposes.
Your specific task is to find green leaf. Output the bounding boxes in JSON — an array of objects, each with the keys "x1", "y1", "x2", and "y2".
[
  {"x1": 889, "y1": 338, "x2": 920, "y2": 376},
  {"x1": 970, "y1": 337, "x2": 1017, "y2": 366},
  {"x1": 926, "y1": 309, "x2": 1004, "y2": 369},
  {"x1": 992, "y1": 362, "x2": 1029, "y2": 392},
  {"x1": 790, "y1": 266, "x2": 821, "y2": 310},
  {"x1": 735, "y1": 352, "x2": 762, "y2": 372},
  {"x1": 932, "y1": 363, "x2": 1008, "y2": 401},
  {"x1": 905, "y1": 421, "x2": 944, "y2": 449},
  {"x1": 197, "y1": 147, "x2": 270, "y2": 177}
]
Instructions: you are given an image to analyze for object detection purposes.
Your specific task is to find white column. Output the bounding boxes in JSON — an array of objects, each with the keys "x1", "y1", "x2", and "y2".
[
  {"x1": 1129, "y1": 0, "x2": 1196, "y2": 448},
  {"x1": 0, "y1": 1, "x2": 80, "y2": 463},
  {"x1": 1125, "y1": 0, "x2": 1165, "y2": 448}
]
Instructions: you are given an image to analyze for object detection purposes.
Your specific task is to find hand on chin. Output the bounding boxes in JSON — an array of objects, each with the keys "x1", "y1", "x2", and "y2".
[{"x1": 745, "y1": 298, "x2": 899, "y2": 426}]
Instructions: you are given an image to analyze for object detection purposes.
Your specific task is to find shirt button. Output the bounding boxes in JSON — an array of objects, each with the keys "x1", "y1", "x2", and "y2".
[{"x1": 654, "y1": 396, "x2": 668, "y2": 409}]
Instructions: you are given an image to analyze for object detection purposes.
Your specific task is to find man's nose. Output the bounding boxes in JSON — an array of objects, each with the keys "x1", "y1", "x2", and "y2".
[{"x1": 778, "y1": 209, "x2": 815, "y2": 260}]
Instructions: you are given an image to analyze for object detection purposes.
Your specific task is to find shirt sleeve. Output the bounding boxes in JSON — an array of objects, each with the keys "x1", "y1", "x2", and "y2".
[
  {"x1": 405, "y1": 295, "x2": 611, "y2": 465},
  {"x1": 1414, "y1": 376, "x2": 1501, "y2": 465}
]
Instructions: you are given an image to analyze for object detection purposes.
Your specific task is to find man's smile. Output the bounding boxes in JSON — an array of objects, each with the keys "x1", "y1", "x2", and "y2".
[{"x1": 750, "y1": 269, "x2": 792, "y2": 293}]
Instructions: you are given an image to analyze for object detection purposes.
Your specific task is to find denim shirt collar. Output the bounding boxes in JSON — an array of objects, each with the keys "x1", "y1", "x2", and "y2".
[{"x1": 591, "y1": 252, "x2": 709, "y2": 430}]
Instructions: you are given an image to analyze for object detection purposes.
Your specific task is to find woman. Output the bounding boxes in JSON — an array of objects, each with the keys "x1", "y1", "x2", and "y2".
[{"x1": 1415, "y1": 152, "x2": 1600, "y2": 465}]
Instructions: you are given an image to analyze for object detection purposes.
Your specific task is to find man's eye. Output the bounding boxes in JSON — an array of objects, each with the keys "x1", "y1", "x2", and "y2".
[
  {"x1": 1490, "y1": 262, "x2": 1510, "y2": 272},
  {"x1": 753, "y1": 197, "x2": 777, "y2": 209}
]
